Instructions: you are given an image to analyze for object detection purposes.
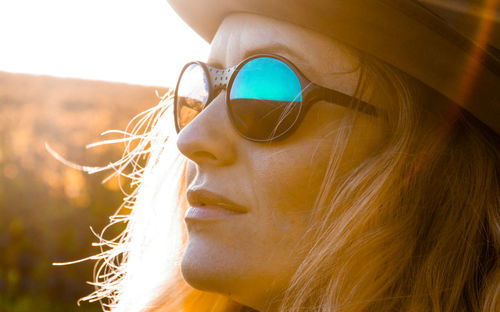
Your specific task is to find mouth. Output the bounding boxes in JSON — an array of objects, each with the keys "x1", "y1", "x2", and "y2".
[{"x1": 185, "y1": 188, "x2": 248, "y2": 221}]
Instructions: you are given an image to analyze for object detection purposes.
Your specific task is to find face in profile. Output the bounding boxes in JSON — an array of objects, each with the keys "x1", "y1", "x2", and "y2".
[{"x1": 175, "y1": 13, "x2": 385, "y2": 310}]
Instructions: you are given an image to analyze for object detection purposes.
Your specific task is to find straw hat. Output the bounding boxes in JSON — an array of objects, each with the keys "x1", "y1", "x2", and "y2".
[{"x1": 167, "y1": 0, "x2": 500, "y2": 134}]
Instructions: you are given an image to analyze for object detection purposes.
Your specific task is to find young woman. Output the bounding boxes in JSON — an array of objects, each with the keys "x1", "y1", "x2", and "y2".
[{"x1": 84, "y1": 1, "x2": 499, "y2": 311}]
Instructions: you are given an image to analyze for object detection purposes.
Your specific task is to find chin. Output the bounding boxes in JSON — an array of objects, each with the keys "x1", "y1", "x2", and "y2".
[
  {"x1": 180, "y1": 234, "x2": 291, "y2": 308},
  {"x1": 180, "y1": 237, "x2": 243, "y2": 294}
]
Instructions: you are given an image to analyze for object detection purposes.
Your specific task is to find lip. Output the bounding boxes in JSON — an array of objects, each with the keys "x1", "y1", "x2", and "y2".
[
  {"x1": 185, "y1": 188, "x2": 247, "y2": 221},
  {"x1": 185, "y1": 205, "x2": 245, "y2": 221}
]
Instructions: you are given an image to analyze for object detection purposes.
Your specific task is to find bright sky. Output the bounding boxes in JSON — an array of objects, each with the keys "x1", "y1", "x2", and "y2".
[{"x1": 0, "y1": 0, "x2": 209, "y2": 88}]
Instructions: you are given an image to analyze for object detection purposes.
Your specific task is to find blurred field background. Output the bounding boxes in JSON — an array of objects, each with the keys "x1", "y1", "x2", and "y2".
[{"x1": 0, "y1": 71, "x2": 167, "y2": 312}]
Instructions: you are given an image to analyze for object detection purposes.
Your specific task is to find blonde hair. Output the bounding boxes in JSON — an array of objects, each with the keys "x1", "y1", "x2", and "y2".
[{"x1": 83, "y1": 56, "x2": 499, "y2": 312}]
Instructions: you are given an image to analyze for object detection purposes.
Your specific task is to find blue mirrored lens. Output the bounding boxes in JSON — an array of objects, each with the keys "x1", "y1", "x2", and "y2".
[
  {"x1": 230, "y1": 57, "x2": 302, "y2": 102},
  {"x1": 228, "y1": 57, "x2": 303, "y2": 141}
]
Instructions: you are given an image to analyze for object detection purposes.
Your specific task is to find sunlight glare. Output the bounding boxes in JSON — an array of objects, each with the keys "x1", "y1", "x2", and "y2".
[{"x1": 0, "y1": 0, "x2": 209, "y2": 87}]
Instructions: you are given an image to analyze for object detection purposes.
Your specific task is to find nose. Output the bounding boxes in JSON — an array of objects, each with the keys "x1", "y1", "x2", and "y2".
[{"x1": 176, "y1": 92, "x2": 238, "y2": 166}]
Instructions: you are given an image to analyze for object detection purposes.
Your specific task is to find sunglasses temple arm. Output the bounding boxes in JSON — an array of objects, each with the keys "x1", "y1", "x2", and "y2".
[{"x1": 305, "y1": 85, "x2": 379, "y2": 116}]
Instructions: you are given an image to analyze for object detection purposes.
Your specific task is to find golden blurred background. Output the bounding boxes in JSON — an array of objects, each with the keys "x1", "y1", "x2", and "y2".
[{"x1": 0, "y1": 71, "x2": 167, "y2": 312}]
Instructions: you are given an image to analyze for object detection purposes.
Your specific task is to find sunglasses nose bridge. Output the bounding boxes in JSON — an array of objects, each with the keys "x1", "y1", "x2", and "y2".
[{"x1": 208, "y1": 66, "x2": 236, "y2": 96}]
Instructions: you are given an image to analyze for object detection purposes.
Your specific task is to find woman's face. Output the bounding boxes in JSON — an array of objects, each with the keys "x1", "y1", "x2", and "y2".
[{"x1": 176, "y1": 13, "x2": 384, "y2": 310}]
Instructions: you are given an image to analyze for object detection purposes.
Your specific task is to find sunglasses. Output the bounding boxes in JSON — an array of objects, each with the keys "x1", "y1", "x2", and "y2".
[{"x1": 174, "y1": 54, "x2": 378, "y2": 142}]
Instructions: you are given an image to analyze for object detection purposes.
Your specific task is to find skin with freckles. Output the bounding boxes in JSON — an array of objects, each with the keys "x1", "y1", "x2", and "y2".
[{"x1": 176, "y1": 13, "x2": 385, "y2": 311}]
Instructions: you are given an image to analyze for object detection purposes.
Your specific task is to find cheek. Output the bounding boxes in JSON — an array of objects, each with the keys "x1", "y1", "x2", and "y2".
[
  {"x1": 250, "y1": 143, "x2": 331, "y2": 214},
  {"x1": 339, "y1": 115, "x2": 386, "y2": 172},
  {"x1": 248, "y1": 104, "x2": 343, "y2": 214}
]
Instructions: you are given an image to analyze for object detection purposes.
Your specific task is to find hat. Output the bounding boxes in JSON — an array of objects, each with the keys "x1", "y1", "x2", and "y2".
[{"x1": 167, "y1": 0, "x2": 500, "y2": 134}]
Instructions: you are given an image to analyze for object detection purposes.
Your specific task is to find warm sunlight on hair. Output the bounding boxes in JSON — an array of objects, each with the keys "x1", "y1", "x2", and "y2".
[{"x1": 0, "y1": 0, "x2": 209, "y2": 87}]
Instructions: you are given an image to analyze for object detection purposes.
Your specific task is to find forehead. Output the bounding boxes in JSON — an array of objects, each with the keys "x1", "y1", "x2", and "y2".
[{"x1": 208, "y1": 13, "x2": 360, "y2": 94}]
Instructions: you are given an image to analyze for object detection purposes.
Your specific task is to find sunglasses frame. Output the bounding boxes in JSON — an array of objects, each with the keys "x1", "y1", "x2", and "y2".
[{"x1": 174, "y1": 53, "x2": 378, "y2": 142}]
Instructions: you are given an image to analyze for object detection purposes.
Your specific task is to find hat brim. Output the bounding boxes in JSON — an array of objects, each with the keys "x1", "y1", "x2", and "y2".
[{"x1": 168, "y1": 0, "x2": 500, "y2": 134}]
